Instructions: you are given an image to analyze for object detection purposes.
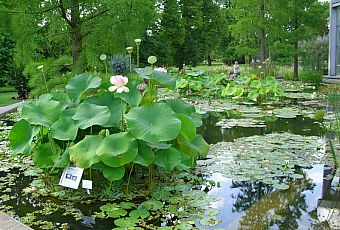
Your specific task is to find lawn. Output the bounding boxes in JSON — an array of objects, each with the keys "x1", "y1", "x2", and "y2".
[{"x1": 0, "y1": 92, "x2": 19, "y2": 107}]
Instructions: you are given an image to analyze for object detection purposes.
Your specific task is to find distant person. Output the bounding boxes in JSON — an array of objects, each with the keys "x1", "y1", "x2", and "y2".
[{"x1": 233, "y1": 61, "x2": 240, "y2": 77}]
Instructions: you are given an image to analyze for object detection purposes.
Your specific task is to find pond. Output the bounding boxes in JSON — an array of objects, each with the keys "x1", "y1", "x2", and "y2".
[{"x1": 0, "y1": 85, "x2": 339, "y2": 230}]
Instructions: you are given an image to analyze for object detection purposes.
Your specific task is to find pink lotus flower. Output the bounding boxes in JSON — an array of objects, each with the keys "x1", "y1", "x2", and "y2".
[
  {"x1": 108, "y1": 75, "x2": 129, "y2": 93},
  {"x1": 154, "y1": 67, "x2": 167, "y2": 73}
]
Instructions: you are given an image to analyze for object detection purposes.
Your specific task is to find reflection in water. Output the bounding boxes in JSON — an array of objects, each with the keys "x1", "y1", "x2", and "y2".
[
  {"x1": 235, "y1": 171, "x2": 313, "y2": 230},
  {"x1": 204, "y1": 165, "x2": 339, "y2": 230},
  {"x1": 198, "y1": 113, "x2": 322, "y2": 144}
]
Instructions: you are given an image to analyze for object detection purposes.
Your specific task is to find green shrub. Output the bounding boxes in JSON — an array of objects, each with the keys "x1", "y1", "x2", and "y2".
[
  {"x1": 298, "y1": 71, "x2": 323, "y2": 83},
  {"x1": 24, "y1": 56, "x2": 72, "y2": 98}
]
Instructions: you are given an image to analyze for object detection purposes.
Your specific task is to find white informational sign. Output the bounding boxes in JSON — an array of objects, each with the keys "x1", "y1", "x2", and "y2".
[
  {"x1": 59, "y1": 166, "x2": 84, "y2": 189},
  {"x1": 82, "y1": 180, "x2": 93, "y2": 190}
]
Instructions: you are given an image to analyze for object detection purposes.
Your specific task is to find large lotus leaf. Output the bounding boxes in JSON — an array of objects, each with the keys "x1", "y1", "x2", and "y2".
[
  {"x1": 221, "y1": 84, "x2": 236, "y2": 97},
  {"x1": 52, "y1": 92, "x2": 72, "y2": 108},
  {"x1": 134, "y1": 141, "x2": 155, "y2": 167},
  {"x1": 60, "y1": 108, "x2": 76, "y2": 118},
  {"x1": 248, "y1": 90, "x2": 260, "y2": 101},
  {"x1": 165, "y1": 99, "x2": 196, "y2": 115},
  {"x1": 102, "y1": 165, "x2": 125, "y2": 181},
  {"x1": 117, "y1": 81, "x2": 143, "y2": 107},
  {"x1": 165, "y1": 99, "x2": 202, "y2": 127},
  {"x1": 22, "y1": 99, "x2": 63, "y2": 127},
  {"x1": 33, "y1": 143, "x2": 61, "y2": 168},
  {"x1": 177, "y1": 134, "x2": 209, "y2": 158},
  {"x1": 9, "y1": 119, "x2": 39, "y2": 156},
  {"x1": 72, "y1": 103, "x2": 111, "y2": 129},
  {"x1": 176, "y1": 152, "x2": 195, "y2": 170},
  {"x1": 66, "y1": 74, "x2": 102, "y2": 101},
  {"x1": 84, "y1": 92, "x2": 124, "y2": 127},
  {"x1": 51, "y1": 117, "x2": 78, "y2": 141},
  {"x1": 154, "y1": 147, "x2": 182, "y2": 171},
  {"x1": 68, "y1": 135, "x2": 101, "y2": 168},
  {"x1": 177, "y1": 114, "x2": 196, "y2": 141},
  {"x1": 96, "y1": 132, "x2": 138, "y2": 167},
  {"x1": 176, "y1": 79, "x2": 189, "y2": 89},
  {"x1": 151, "y1": 71, "x2": 176, "y2": 90},
  {"x1": 232, "y1": 86, "x2": 245, "y2": 99},
  {"x1": 53, "y1": 150, "x2": 71, "y2": 169},
  {"x1": 126, "y1": 103, "x2": 181, "y2": 143},
  {"x1": 235, "y1": 76, "x2": 251, "y2": 85},
  {"x1": 250, "y1": 79, "x2": 261, "y2": 89}
]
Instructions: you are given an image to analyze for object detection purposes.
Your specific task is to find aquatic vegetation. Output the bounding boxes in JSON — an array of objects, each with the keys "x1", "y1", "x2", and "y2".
[
  {"x1": 198, "y1": 132, "x2": 332, "y2": 188},
  {"x1": 8, "y1": 68, "x2": 208, "y2": 186}
]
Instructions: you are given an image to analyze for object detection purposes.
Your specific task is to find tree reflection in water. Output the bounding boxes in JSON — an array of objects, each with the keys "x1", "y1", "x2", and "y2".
[{"x1": 231, "y1": 170, "x2": 315, "y2": 229}]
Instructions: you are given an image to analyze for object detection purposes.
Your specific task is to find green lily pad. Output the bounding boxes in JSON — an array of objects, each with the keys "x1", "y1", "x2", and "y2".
[
  {"x1": 199, "y1": 216, "x2": 222, "y2": 227},
  {"x1": 204, "y1": 208, "x2": 220, "y2": 216},
  {"x1": 272, "y1": 183, "x2": 289, "y2": 190}
]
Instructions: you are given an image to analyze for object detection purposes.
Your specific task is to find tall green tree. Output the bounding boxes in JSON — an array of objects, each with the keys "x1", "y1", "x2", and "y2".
[
  {"x1": 2, "y1": 0, "x2": 156, "y2": 72},
  {"x1": 231, "y1": 0, "x2": 275, "y2": 64},
  {"x1": 201, "y1": 0, "x2": 227, "y2": 66},
  {"x1": 273, "y1": 0, "x2": 328, "y2": 80}
]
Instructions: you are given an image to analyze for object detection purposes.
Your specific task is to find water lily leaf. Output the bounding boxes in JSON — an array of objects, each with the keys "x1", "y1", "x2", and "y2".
[
  {"x1": 177, "y1": 114, "x2": 196, "y2": 141},
  {"x1": 272, "y1": 183, "x2": 289, "y2": 190},
  {"x1": 119, "y1": 202, "x2": 136, "y2": 209},
  {"x1": 96, "y1": 132, "x2": 138, "y2": 167},
  {"x1": 84, "y1": 92, "x2": 124, "y2": 126},
  {"x1": 129, "y1": 208, "x2": 150, "y2": 219},
  {"x1": 139, "y1": 200, "x2": 164, "y2": 211},
  {"x1": 22, "y1": 99, "x2": 63, "y2": 127},
  {"x1": 154, "y1": 147, "x2": 182, "y2": 171},
  {"x1": 290, "y1": 173, "x2": 304, "y2": 179},
  {"x1": 107, "y1": 208, "x2": 127, "y2": 218},
  {"x1": 9, "y1": 119, "x2": 38, "y2": 156},
  {"x1": 114, "y1": 217, "x2": 138, "y2": 228},
  {"x1": 126, "y1": 103, "x2": 181, "y2": 143},
  {"x1": 33, "y1": 143, "x2": 60, "y2": 168},
  {"x1": 134, "y1": 141, "x2": 155, "y2": 167},
  {"x1": 66, "y1": 74, "x2": 101, "y2": 101},
  {"x1": 102, "y1": 165, "x2": 125, "y2": 181},
  {"x1": 100, "y1": 203, "x2": 120, "y2": 212},
  {"x1": 68, "y1": 135, "x2": 101, "y2": 168},
  {"x1": 72, "y1": 103, "x2": 111, "y2": 129},
  {"x1": 204, "y1": 208, "x2": 220, "y2": 216},
  {"x1": 176, "y1": 223, "x2": 193, "y2": 229},
  {"x1": 151, "y1": 71, "x2": 176, "y2": 90},
  {"x1": 177, "y1": 134, "x2": 209, "y2": 158},
  {"x1": 273, "y1": 108, "x2": 300, "y2": 119},
  {"x1": 51, "y1": 117, "x2": 78, "y2": 141},
  {"x1": 199, "y1": 216, "x2": 222, "y2": 227}
]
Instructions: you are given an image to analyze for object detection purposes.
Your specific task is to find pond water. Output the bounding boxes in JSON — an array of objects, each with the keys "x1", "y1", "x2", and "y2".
[{"x1": 0, "y1": 91, "x2": 340, "y2": 229}]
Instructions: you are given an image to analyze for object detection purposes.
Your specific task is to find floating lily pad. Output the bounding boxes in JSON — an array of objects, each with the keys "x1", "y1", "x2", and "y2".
[{"x1": 199, "y1": 216, "x2": 222, "y2": 227}]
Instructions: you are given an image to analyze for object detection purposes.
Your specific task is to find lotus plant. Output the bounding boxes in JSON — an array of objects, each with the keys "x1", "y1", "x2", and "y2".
[{"x1": 109, "y1": 75, "x2": 129, "y2": 93}]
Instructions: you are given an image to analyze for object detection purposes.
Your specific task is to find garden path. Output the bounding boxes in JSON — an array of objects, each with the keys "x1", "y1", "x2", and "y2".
[
  {"x1": 0, "y1": 211, "x2": 32, "y2": 230},
  {"x1": 0, "y1": 102, "x2": 23, "y2": 118}
]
